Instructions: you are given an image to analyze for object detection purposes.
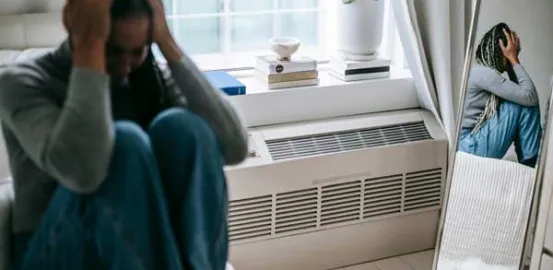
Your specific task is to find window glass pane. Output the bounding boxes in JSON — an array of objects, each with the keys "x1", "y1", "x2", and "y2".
[
  {"x1": 174, "y1": 18, "x2": 221, "y2": 54},
  {"x1": 231, "y1": 15, "x2": 274, "y2": 51},
  {"x1": 163, "y1": 0, "x2": 173, "y2": 14},
  {"x1": 176, "y1": 0, "x2": 221, "y2": 15},
  {"x1": 279, "y1": 12, "x2": 318, "y2": 46},
  {"x1": 231, "y1": 0, "x2": 273, "y2": 12},
  {"x1": 278, "y1": 0, "x2": 318, "y2": 9}
]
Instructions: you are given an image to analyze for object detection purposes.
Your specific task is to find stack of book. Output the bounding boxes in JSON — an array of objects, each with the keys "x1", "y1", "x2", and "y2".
[
  {"x1": 256, "y1": 55, "x2": 319, "y2": 90},
  {"x1": 329, "y1": 56, "x2": 391, "y2": 82}
]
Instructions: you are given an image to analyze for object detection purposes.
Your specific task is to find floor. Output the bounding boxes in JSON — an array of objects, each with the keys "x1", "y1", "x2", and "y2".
[{"x1": 335, "y1": 249, "x2": 435, "y2": 270}]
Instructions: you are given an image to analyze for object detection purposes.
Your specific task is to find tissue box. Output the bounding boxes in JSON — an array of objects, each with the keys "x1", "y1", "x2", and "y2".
[{"x1": 204, "y1": 71, "x2": 246, "y2": 96}]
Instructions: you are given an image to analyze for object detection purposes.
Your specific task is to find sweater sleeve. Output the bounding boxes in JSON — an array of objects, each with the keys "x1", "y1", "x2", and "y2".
[
  {"x1": 0, "y1": 67, "x2": 114, "y2": 194},
  {"x1": 476, "y1": 64, "x2": 539, "y2": 106},
  {"x1": 165, "y1": 54, "x2": 248, "y2": 165}
]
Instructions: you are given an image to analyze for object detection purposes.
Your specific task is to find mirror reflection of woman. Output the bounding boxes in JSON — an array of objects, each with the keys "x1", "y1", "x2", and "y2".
[{"x1": 459, "y1": 23, "x2": 541, "y2": 167}]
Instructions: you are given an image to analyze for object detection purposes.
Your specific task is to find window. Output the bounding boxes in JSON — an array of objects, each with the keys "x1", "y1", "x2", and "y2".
[{"x1": 160, "y1": 0, "x2": 406, "y2": 71}]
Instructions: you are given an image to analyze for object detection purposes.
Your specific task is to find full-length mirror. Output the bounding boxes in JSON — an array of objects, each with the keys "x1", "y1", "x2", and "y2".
[{"x1": 433, "y1": 0, "x2": 553, "y2": 269}]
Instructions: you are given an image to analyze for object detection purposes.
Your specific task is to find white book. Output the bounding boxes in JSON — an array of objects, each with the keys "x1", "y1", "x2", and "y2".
[
  {"x1": 329, "y1": 70, "x2": 390, "y2": 82},
  {"x1": 330, "y1": 56, "x2": 391, "y2": 71},
  {"x1": 256, "y1": 55, "x2": 317, "y2": 75},
  {"x1": 266, "y1": 78, "x2": 320, "y2": 90}
]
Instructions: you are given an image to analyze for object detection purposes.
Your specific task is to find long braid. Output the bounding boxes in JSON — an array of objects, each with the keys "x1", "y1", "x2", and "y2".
[{"x1": 472, "y1": 23, "x2": 511, "y2": 134}]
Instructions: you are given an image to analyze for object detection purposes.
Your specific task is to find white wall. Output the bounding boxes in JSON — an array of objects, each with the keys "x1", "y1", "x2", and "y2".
[{"x1": 475, "y1": 0, "x2": 553, "y2": 115}]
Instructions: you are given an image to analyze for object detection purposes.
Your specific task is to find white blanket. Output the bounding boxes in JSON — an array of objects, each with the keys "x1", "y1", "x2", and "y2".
[{"x1": 437, "y1": 152, "x2": 536, "y2": 269}]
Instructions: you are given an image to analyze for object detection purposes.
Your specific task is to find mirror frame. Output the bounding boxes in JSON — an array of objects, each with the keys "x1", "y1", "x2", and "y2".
[
  {"x1": 431, "y1": 0, "x2": 553, "y2": 268},
  {"x1": 528, "y1": 90, "x2": 553, "y2": 268}
]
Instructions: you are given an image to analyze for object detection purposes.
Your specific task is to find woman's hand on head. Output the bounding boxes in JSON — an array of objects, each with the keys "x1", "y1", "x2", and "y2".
[
  {"x1": 63, "y1": 0, "x2": 112, "y2": 72},
  {"x1": 150, "y1": 0, "x2": 184, "y2": 62},
  {"x1": 500, "y1": 28, "x2": 520, "y2": 65},
  {"x1": 149, "y1": 0, "x2": 173, "y2": 45}
]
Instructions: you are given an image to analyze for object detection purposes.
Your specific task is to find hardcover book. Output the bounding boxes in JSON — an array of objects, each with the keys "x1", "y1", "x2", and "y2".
[{"x1": 204, "y1": 71, "x2": 246, "y2": 96}]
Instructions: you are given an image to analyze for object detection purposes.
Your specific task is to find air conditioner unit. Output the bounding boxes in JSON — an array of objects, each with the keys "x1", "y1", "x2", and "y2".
[{"x1": 225, "y1": 109, "x2": 448, "y2": 270}]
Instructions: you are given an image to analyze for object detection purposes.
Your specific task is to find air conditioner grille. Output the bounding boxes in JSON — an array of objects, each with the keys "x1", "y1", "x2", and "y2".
[
  {"x1": 267, "y1": 121, "x2": 432, "y2": 161},
  {"x1": 275, "y1": 188, "x2": 318, "y2": 234},
  {"x1": 321, "y1": 181, "x2": 362, "y2": 226},
  {"x1": 228, "y1": 195, "x2": 272, "y2": 241},
  {"x1": 363, "y1": 175, "x2": 402, "y2": 218},
  {"x1": 404, "y1": 169, "x2": 442, "y2": 211},
  {"x1": 227, "y1": 168, "x2": 443, "y2": 242}
]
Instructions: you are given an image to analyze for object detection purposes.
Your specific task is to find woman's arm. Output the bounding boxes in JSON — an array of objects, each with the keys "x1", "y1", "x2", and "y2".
[
  {"x1": 0, "y1": 0, "x2": 117, "y2": 194},
  {"x1": 0, "y1": 65, "x2": 114, "y2": 194},
  {"x1": 476, "y1": 64, "x2": 539, "y2": 106},
  {"x1": 158, "y1": 41, "x2": 248, "y2": 165}
]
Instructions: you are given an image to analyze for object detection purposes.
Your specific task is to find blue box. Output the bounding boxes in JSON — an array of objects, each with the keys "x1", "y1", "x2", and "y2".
[{"x1": 204, "y1": 71, "x2": 246, "y2": 96}]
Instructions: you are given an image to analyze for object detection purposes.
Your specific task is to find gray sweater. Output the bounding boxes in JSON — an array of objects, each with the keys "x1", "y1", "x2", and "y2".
[
  {"x1": 0, "y1": 41, "x2": 248, "y2": 234},
  {"x1": 462, "y1": 63, "x2": 539, "y2": 128}
]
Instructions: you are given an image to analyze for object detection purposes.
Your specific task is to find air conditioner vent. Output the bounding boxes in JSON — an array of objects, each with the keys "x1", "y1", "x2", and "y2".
[
  {"x1": 275, "y1": 188, "x2": 318, "y2": 234},
  {"x1": 267, "y1": 121, "x2": 432, "y2": 161},
  {"x1": 363, "y1": 175, "x2": 402, "y2": 218},
  {"x1": 321, "y1": 180, "x2": 362, "y2": 226},
  {"x1": 227, "y1": 169, "x2": 444, "y2": 243},
  {"x1": 228, "y1": 195, "x2": 272, "y2": 241},
  {"x1": 404, "y1": 169, "x2": 442, "y2": 211}
]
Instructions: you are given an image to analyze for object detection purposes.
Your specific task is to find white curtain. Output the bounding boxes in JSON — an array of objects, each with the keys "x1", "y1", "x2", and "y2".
[{"x1": 391, "y1": 0, "x2": 473, "y2": 140}]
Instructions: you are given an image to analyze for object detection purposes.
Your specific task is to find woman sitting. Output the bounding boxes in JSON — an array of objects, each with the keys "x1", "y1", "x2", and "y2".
[
  {"x1": 459, "y1": 23, "x2": 541, "y2": 168},
  {"x1": 0, "y1": 0, "x2": 247, "y2": 269}
]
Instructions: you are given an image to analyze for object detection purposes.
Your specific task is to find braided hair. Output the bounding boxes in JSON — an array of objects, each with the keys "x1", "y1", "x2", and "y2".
[
  {"x1": 472, "y1": 22, "x2": 512, "y2": 133},
  {"x1": 111, "y1": 0, "x2": 169, "y2": 128}
]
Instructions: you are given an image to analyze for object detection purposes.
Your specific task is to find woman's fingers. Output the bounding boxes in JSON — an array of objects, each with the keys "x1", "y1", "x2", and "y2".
[
  {"x1": 499, "y1": 38, "x2": 507, "y2": 50},
  {"x1": 503, "y1": 29, "x2": 511, "y2": 45}
]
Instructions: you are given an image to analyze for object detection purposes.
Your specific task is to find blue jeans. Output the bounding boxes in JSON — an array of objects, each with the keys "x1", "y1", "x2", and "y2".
[
  {"x1": 458, "y1": 101, "x2": 542, "y2": 167},
  {"x1": 12, "y1": 108, "x2": 229, "y2": 270}
]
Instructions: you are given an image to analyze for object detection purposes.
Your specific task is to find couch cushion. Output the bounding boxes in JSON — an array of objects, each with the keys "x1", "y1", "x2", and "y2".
[
  {"x1": 0, "y1": 0, "x2": 64, "y2": 16},
  {"x1": 0, "y1": 179, "x2": 13, "y2": 270},
  {"x1": 0, "y1": 13, "x2": 65, "y2": 50}
]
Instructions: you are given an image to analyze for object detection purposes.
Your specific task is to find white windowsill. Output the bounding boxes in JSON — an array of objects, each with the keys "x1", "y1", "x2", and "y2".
[{"x1": 225, "y1": 65, "x2": 420, "y2": 128}]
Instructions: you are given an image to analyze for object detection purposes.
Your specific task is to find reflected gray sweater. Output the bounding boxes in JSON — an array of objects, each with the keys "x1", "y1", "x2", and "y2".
[
  {"x1": 462, "y1": 63, "x2": 539, "y2": 128},
  {"x1": 0, "y1": 41, "x2": 248, "y2": 233}
]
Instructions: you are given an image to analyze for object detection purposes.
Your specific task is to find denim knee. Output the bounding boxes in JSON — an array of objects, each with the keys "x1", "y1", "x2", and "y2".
[
  {"x1": 113, "y1": 121, "x2": 151, "y2": 154},
  {"x1": 149, "y1": 108, "x2": 218, "y2": 148},
  {"x1": 94, "y1": 121, "x2": 159, "y2": 195}
]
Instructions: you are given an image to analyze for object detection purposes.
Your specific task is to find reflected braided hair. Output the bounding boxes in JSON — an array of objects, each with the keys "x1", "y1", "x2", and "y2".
[
  {"x1": 111, "y1": 0, "x2": 169, "y2": 128},
  {"x1": 472, "y1": 22, "x2": 512, "y2": 133}
]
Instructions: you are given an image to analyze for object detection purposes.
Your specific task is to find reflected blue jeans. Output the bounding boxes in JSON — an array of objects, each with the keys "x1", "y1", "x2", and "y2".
[
  {"x1": 12, "y1": 108, "x2": 229, "y2": 270},
  {"x1": 458, "y1": 100, "x2": 542, "y2": 167}
]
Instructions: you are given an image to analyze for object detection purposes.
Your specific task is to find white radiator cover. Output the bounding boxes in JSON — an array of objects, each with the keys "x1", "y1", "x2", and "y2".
[{"x1": 225, "y1": 109, "x2": 448, "y2": 270}]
